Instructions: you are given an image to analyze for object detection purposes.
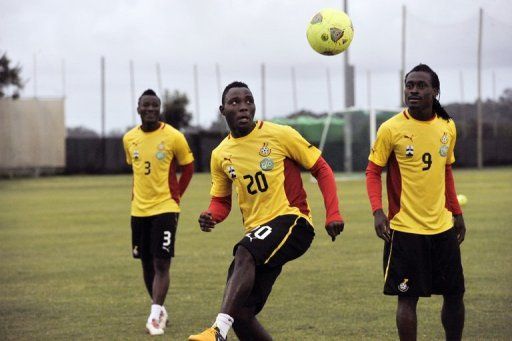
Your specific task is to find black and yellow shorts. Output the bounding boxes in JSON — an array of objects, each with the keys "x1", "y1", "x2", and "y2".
[
  {"x1": 131, "y1": 213, "x2": 179, "y2": 260},
  {"x1": 383, "y1": 227, "x2": 465, "y2": 297},
  {"x1": 228, "y1": 214, "x2": 315, "y2": 314}
]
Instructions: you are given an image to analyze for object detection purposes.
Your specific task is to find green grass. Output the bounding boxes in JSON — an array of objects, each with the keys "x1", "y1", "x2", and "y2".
[{"x1": 0, "y1": 168, "x2": 511, "y2": 340}]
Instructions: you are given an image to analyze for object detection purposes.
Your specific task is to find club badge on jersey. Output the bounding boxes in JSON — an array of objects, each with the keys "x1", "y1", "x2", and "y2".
[
  {"x1": 440, "y1": 132, "x2": 449, "y2": 144},
  {"x1": 260, "y1": 157, "x2": 274, "y2": 171},
  {"x1": 258, "y1": 142, "x2": 274, "y2": 171},
  {"x1": 439, "y1": 145, "x2": 449, "y2": 157},
  {"x1": 156, "y1": 142, "x2": 166, "y2": 160}
]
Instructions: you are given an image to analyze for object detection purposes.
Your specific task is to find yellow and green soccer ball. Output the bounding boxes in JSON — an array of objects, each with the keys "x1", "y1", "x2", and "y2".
[{"x1": 306, "y1": 8, "x2": 354, "y2": 56}]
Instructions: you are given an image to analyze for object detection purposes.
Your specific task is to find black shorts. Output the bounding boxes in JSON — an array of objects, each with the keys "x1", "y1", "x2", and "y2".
[
  {"x1": 383, "y1": 227, "x2": 465, "y2": 297},
  {"x1": 228, "y1": 214, "x2": 315, "y2": 314},
  {"x1": 131, "y1": 213, "x2": 179, "y2": 260}
]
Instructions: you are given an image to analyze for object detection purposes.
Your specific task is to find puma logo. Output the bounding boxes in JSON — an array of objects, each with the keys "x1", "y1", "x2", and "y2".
[{"x1": 404, "y1": 134, "x2": 414, "y2": 142}]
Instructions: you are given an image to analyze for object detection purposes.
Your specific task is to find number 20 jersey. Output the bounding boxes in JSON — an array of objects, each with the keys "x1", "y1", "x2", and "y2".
[
  {"x1": 369, "y1": 110, "x2": 457, "y2": 234},
  {"x1": 210, "y1": 121, "x2": 321, "y2": 232}
]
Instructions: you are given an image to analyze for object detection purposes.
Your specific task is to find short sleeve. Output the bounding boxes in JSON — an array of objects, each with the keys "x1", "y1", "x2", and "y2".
[
  {"x1": 280, "y1": 126, "x2": 321, "y2": 169},
  {"x1": 446, "y1": 120, "x2": 457, "y2": 165},
  {"x1": 122, "y1": 135, "x2": 132, "y2": 165},
  {"x1": 173, "y1": 133, "x2": 195, "y2": 166},
  {"x1": 209, "y1": 150, "x2": 232, "y2": 197},
  {"x1": 368, "y1": 124, "x2": 393, "y2": 167}
]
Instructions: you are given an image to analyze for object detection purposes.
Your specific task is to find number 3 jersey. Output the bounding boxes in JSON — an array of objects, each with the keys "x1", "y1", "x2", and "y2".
[
  {"x1": 123, "y1": 122, "x2": 194, "y2": 217},
  {"x1": 369, "y1": 110, "x2": 457, "y2": 234},
  {"x1": 210, "y1": 121, "x2": 322, "y2": 232}
]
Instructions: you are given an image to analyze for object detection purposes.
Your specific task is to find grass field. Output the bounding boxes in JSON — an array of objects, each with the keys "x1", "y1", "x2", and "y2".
[{"x1": 0, "y1": 168, "x2": 511, "y2": 340}]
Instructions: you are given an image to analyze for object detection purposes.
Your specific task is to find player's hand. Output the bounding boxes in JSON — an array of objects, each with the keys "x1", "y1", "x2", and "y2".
[
  {"x1": 374, "y1": 209, "x2": 391, "y2": 242},
  {"x1": 325, "y1": 220, "x2": 344, "y2": 242},
  {"x1": 198, "y1": 211, "x2": 216, "y2": 232},
  {"x1": 453, "y1": 214, "x2": 466, "y2": 244}
]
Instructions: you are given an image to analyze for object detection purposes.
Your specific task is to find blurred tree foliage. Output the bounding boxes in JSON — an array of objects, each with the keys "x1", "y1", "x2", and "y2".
[
  {"x1": 0, "y1": 53, "x2": 24, "y2": 99},
  {"x1": 162, "y1": 90, "x2": 192, "y2": 130}
]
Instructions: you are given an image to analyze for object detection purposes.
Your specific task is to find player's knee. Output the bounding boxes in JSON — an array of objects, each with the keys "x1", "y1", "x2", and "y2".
[
  {"x1": 234, "y1": 246, "x2": 255, "y2": 268},
  {"x1": 443, "y1": 293, "x2": 464, "y2": 306},
  {"x1": 153, "y1": 257, "x2": 170, "y2": 274}
]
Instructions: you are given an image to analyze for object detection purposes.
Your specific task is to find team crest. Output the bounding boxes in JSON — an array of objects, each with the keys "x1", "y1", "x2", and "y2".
[
  {"x1": 156, "y1": 151, "x2": 165, "y2": 160},
  {"x1": 259, "y1": 142, "x2": 271, "y2": 157},
  {"x1": 405, "y1": 145, "x2": 414, "y2": 157},
  {"x1": 133, "y1": 150, "x2": 140, "y2": 160},
  {"x1": 260, "y1": 157, "x2": 274, "y2": 171},
  {"x1": 226, "y1": 165, "x2": 237, "y2": 179},
  {"x1": 398, "y1": 278, "x2": 409, "y2": 292},
  {"x1": 441, "y1": 132, "x2": 449, "y2": 144},
  {"x1": 439, "y1": 145, "x2": 449, "y2": 157}
]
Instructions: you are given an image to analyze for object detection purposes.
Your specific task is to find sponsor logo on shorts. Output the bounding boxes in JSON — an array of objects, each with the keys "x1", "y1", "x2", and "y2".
[
  {"x1": 162, "y1": 246, "x2": 170, "y2": 253},
  {"x1": 398, "y1": 278, "x2": 409, "y2": 292},
  {"x1": 132, "y1": 245, "x2": 139, "y2": 257}
]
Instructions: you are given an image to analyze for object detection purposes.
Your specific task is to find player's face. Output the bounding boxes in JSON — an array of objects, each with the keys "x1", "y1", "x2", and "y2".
[
  {"x1": 137, "y1": 95, "x2": 161, "y2": 126},
  {"x1": 220, "y1": 87, "x2": 256, "y2": 137},
  {"x1": 404, "y1": 71, "x2": 438, "y2": 111}
]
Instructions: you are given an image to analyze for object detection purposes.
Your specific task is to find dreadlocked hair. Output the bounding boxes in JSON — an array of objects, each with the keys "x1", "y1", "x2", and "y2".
[{"x1": 406, "y1": 64, "x2": 451, "y2": 121}]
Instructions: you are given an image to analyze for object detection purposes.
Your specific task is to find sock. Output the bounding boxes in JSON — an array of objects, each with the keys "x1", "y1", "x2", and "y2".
[
  {"x1": 213, "y1": 313, "x2": 234, "y2": 339},
  {"x1": 148, "y1": 304, "x2": 162, "y2": 324}
]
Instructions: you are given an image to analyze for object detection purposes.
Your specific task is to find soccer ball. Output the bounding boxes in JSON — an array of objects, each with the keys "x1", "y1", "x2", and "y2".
[
  {"x1": 306, "y1": 8, "x2": 354, "y2": 55},
  {"x1": 457, "y1": 194, "x2": 468, "y2": 206}
]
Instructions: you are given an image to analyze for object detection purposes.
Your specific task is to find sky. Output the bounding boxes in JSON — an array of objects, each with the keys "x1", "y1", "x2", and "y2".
[{"x1": 1, "y1": 0, "x2": 512, "y2": 134}]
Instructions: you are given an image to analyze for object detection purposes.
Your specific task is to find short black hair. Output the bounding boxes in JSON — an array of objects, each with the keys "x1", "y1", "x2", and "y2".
[
  {"x1": 138, "y1": 89, "x2": 159, "y2": 105},
  {"x1": 405, "y1": 64, "x2": 451, "y2": 121},
  {"x1": 221, "y1": 81, "x2": 250, "y2": 105}
]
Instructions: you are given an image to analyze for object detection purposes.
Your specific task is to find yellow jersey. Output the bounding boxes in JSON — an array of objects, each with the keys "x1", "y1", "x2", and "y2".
[
  {"x1": 369, "y1": 110, "x2": 457, "y2": 234},
  {"x1": 210, "y1": 121, "x2": 321, "y2": 232},
  {"x1": 123, "y1": 122, "x2": 194, "y2": 217}
]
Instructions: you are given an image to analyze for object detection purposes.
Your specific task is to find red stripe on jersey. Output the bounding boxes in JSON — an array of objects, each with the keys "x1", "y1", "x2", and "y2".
[
  {"x1": 386, "y1": 152, "x2": 402, "y2": 221},
  {"x1": 283, "y1": 158, "x2": 310, "y2": 216},
  {"x1": 258, "y1": 121, "x2": 264, "y2": 129},
  {"x1": 445, "y1": 165, "x2": 462, "y2": 215},
  {"x1": 168, "y1": 160, "x2": 180, "y2": 204}
]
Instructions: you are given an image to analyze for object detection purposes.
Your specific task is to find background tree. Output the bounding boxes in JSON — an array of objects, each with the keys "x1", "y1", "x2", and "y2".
[
  {"x1": 161, "y1": 90, "x2": 192, "y2": 130},
  {"x1": 0, "y1": 53, "x2": 24, "y2": 99}
]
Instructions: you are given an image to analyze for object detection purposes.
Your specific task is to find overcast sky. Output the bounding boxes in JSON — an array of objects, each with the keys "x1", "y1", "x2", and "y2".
[{"x1": 2, "y1": 0, "x2": 512, "y2": 133}]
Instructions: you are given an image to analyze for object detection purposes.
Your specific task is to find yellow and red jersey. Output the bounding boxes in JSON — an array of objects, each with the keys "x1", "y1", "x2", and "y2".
[
  {"x1": 369, "y1": 110, "x2": 457, "y2": 234},
  {"x1": 210, "y1": 121, "x2": 322, "y2": 232},
  {"x1": 123, "y1": 122, "x2": 194, "y2": 217}
]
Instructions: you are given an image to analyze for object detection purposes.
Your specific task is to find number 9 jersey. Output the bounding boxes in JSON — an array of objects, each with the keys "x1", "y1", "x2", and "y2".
[
  {"x1": 369, "y1": 110, "x2": 457, "y2": 234},
  {"x1": 210, "y1": 121, "x2": 322, "y2": 232}
]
